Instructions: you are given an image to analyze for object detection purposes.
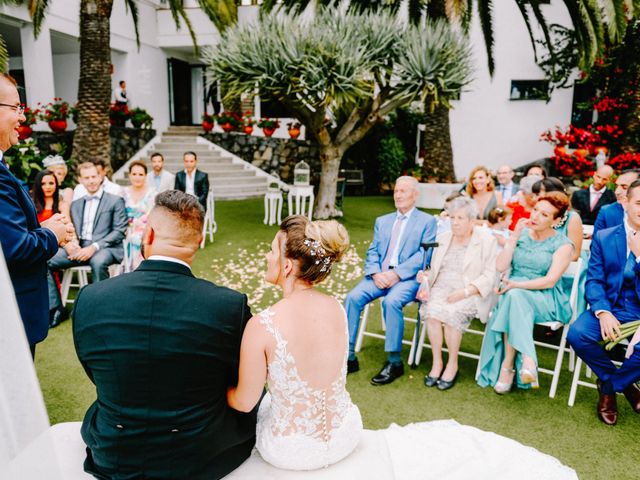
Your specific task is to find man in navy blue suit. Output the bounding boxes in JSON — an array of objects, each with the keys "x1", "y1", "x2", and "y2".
[
  {"x1": 345, "y1": 176, "x2": 437, "y2": 385},
  {"x1": 568, "y1": 179, "x2": 640, "y2": 425},
  {"x1": 0, "y1": 73, "x2": 72, "y2": 355},
  {"x1": 593, "y1": 170, "x2": 639, "y2": 235}
]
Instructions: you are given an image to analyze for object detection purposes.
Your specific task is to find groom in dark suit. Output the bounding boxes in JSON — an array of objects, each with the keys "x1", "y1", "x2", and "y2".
[
  {"x1": 568, "y1": 180, "x2": 640, "y2": 426},
  {"x1": 73, "y1": 190, "x2": 256, "y2": 479}
]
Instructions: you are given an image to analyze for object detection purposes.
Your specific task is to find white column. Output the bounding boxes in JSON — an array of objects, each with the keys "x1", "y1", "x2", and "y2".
[{"x1": 20, "y1": 24, "x2": 55, "y2": 111}]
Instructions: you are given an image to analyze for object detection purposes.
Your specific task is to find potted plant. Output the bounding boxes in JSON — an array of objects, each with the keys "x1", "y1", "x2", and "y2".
[
  {"x1": 287, "y1": 121, "x2": 301, "y2": 139},
  {"x1": 216, "y1": 111, "x2": 242, "y2": 133},
  {"x1": 129, "y1": 107, "x2": 153, "y2": 129},
  {"x1": 257, "y1": 117, "x2": 280, "y2": 137},
  {"x1": 109, "y1": 103, "x2": 130, "y2": 127},
  {"x1": 202, "y1": 112, "x2": 215, "y2": 132},
  {"x1": 242, "y1": 111, "x2": 254, "y2": 135},
  {"x1": 18, "y1": 105, "x2": 39, "y2": 140},
  {"x1": 39, "y1": 98, "x2": 72, "y2": 133},
  {"x1": 3, "y1": 138, "x2": 43, "y2": 182}
]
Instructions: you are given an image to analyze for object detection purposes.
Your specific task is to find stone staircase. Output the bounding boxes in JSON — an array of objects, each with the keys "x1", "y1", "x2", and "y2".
[{"x1": 115, "y1": 126, "x2": 272, "y2": 200}]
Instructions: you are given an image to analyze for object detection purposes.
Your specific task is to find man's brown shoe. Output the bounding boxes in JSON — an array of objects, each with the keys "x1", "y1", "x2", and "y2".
[
  {"x1": 596, "y1": 380, "x2": 618, "y2": 426},
  {"x1": 623, "y1": 383, "x2": 640, "y2": 413}
]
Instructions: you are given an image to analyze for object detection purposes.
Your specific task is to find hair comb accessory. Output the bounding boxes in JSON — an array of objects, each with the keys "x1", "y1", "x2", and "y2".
[{"x1": 304, "y1": 238, "x2": 333, "y2": 272}]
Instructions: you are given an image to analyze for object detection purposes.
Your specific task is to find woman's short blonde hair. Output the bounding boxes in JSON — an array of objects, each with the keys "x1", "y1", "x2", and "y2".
[{"x1": 466, "y1": 166, "x2": 495, "y2": 196}]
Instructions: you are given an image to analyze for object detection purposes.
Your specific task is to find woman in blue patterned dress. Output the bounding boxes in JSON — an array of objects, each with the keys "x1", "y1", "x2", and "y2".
[
  {"x1": 477, "y1": 192, "x2": 574, "y2": 393},
  {"x1": 123, "y1": 161, "x2": 156, "y2": 270}
]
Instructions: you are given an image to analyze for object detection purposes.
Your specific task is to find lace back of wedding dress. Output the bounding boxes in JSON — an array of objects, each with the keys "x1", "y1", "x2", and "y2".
[{"x1": 255, "y1": 307, "x2": 362, "y2": 471}]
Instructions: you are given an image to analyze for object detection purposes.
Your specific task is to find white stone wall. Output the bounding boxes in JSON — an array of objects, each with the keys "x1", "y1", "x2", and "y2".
[{"x1": 449, "y1": 1, "x2": 574, "y2": 179}]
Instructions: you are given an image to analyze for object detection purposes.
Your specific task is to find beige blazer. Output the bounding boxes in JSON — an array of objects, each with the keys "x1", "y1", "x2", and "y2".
[{"x1": 428, "y1": 227, "x2": 498, "y2": 323}]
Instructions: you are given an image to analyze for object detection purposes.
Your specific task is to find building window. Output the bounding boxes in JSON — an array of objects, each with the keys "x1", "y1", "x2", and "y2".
[{"x1": 509, "y1": 80, "x2": 549, "y2": 101}]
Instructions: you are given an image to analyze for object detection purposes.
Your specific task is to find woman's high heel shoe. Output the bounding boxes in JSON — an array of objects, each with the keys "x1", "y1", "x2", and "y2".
[
  {"x1": 519, "y1": 368, "x2": 539, "y2": 389},
  {"x1": 494, "y1": 367, "x2": 515, "y2": 395},
  {"x1": 520, "y1": 358, "x2": 539, "y2": 388}
]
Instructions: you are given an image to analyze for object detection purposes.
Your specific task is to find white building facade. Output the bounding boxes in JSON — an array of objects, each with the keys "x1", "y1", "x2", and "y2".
[{"x1": 0, "y1": 0, "x2": 574, "y2": 178}]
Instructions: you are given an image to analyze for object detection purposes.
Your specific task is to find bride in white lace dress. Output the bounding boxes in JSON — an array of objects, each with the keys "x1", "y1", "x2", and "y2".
[
  {"x1": 226, "y1": 215, "x2": 578, "y2": 479},
  {"x1": 227, "y1": 215, "x2": 362, "y2": 470}
]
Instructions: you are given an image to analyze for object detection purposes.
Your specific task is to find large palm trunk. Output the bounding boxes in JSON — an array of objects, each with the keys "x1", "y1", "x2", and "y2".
[
  {"x1": 421, "y1": 104, "x2": 455, "y2": 182},
  {"x1": 72, "y1": 0, "x2": 114, "y2": 171}
]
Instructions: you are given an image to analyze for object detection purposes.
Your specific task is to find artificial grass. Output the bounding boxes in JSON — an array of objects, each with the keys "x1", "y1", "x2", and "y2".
[{"x1": 35, "y1": 195, "x2": 637, "y2": 479}]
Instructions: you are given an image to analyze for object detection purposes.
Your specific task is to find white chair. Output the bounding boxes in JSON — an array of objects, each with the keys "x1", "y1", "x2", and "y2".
[
  {"x1": 287, "y1": 185, "x2": 314, "y2": 220},
  {"x1": 60, "y1": 266, "x2": 91, "y2": 307},
  {"x1": 568, "y1": 340, "x2": 627, "y2": 407},
  {"x1": 354, "y1": 299, "x2": 423, "y2": 365},
  {"x1": 535, "y1": 258, "x2": 583, "y2": 398},
  {"x1": 264, "y1": 190, "x2": 283, "y2": 226},
  {"x1": 200, "y1": 191, "x2": 217, "y2": 248}
]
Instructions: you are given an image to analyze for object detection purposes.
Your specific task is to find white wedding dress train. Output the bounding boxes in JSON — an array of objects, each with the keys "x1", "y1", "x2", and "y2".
[{"x1": 226, "y1": 307, "x2": 578, "y2": 480}]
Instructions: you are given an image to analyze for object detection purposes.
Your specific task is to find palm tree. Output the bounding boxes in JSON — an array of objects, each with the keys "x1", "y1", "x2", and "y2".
[
  {"x1": 206, "y1": 7, "x2": 473, "y2": 218},
  {"x1": 20, "y1": 0, "x2": 237, "y2": 168}
]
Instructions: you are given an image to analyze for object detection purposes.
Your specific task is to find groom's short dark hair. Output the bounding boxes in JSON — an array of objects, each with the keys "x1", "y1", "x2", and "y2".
[{"x1": 154, "y1": 190, "x2": 205, "y2": 239}]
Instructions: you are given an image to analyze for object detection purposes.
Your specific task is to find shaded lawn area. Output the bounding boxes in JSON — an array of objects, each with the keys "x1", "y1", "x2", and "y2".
[{"x1": 36, "y1": 196, "x2": 637, "y2": 479}]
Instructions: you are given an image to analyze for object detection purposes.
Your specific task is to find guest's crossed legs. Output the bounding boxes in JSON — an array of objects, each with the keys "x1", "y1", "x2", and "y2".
[
  {"x1": 345, "y1": 277, "x2": 419, "y2": 358},
  {"x1": 568, "y1": 309, "x2": 640, "y2": 393}
]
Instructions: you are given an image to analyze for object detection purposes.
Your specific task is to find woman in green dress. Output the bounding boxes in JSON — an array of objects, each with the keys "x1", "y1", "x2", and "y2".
[{"x1": 477, "y1": 191, "x2": 574, "y2": 393}]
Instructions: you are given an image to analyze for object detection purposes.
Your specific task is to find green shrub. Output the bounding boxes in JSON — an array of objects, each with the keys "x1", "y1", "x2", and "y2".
[{"x1": 378, "y1": 134, "x2": 406, "y2": 185}]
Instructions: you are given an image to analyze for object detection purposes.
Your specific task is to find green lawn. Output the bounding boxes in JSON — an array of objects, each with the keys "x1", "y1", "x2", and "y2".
[{"x1": 36, "y1": 196, "x2": 637, "y2": 479}]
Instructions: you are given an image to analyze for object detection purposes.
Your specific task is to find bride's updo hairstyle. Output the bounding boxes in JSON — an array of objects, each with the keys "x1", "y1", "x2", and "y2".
[{"x1": 279, "y1": 215, "x2": 350, "y2": 284}]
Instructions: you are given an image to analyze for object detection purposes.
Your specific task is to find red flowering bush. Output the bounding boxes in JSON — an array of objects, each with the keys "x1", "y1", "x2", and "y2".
[
  {"x1": 110, "y1": 103, "x2": 130, "y2": 126},
  {"x1": 242, "y1": 110, "x2": 255, "y2": 126},
  {"x1": 21, "y1": 105, "x2": 39, "y2": 126},
  {"x1": 608, "y1": 152, "x2": 640, "y2": 171},
  {"x1": 216, "y1": 111, "x2": 243, "y2": 129},
  {"x1": 38, "y1": 98, "x2": 72, "y2": 122}
]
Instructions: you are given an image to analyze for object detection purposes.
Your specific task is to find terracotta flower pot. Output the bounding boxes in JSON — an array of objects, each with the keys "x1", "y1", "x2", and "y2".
[
  {"x1": 202, "y1": 121, "x2": 214, "y2": 132},
  {"x1": 17, "y1": 125, "x2": 32, "y2": 140},
  {"x1": 573, "y1": 148, "x2": 588, "y2": 158},
  {"x1": 554, "y1": 145, "x2": 566, "y2": 156},
  {"x1": 243, "y1": 125, "x2": 254, "y2": 135},
  {"x1": 48, "y1": 120, "x2": 67, "y2": 133},
  {"x1": 221, "y1": 122, "x2": 235, "y2": 133},
  {"x1": 262, "y1": 127, "x2": 276, "y2": 137},
  {"x1": 594, "y1": 146, "x2": 608, "y2": 155},
  {"x1": 288, "y1": 128, "x2": 300, "y2": 139}
]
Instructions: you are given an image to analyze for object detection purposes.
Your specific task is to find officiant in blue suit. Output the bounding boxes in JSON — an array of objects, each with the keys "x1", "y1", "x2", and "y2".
[
  {"x1": 0, "y1": 73, "x2": 71, "y2": 356},
  {"x1": 568, "y1": 179, "x2": 640, "y2": 426},
  {"x1": 345, "y1": 176, "x2": 437, "y2": 386}
]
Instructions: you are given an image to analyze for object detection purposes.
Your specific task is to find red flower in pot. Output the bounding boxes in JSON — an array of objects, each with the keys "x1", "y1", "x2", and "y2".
[
  {"x1": 257, "y1": 117, "x2": 280, "y2": 137},
  {"x1": 202, "y1": 113, "x2": 214, "y2": 132},
  {"x1": 39, "y1": 98, "x2": 72, "y2": 133}
]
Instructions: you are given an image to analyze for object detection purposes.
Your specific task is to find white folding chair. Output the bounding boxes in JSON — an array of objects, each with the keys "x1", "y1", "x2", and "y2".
[
  {"x1": 568, "y1": 340, "x2": 628, "y2": 407},
  {"x1": 200, "y1": 191, "x2": 217, "y2": 248},
  {"x1": 60, "y1": 266, "x2": 91, "y2": 307},
  {"x1": 535, "y1": 258, "x2": 583, "y2": 398},
  {"x1": 354, "y1": 299, "x2": 422, "y2": 365}
]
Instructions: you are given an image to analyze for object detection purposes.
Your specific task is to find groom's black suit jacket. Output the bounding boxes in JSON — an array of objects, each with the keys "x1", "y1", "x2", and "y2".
[{"x1": 73, "y1": 259, "x2": 256, "y2": 480}]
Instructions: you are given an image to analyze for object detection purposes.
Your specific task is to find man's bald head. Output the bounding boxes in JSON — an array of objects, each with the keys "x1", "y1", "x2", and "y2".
[
  {"x1": 142, "y1": 190, "x2": 205, "y2": 262},
  {"x1": 593, "y1": 165, "x2": 614, "y2": 190}
]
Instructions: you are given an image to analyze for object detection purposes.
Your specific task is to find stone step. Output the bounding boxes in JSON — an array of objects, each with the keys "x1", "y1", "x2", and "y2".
[
  {"x1": 162, "y1": 161, "x2": 237, "y2": 170},
  {"x1": 161, "y1": 131, "x2": 203, "y2": 138},
  {"x1": 210, "y1": 176, "x2": 265, "y2": 185},
  {"x1": 148, "y1": 148, "x2": 219, "y2": 156}
]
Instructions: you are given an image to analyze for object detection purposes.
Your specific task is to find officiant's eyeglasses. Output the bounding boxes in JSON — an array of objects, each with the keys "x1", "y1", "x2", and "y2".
[{"x1": 0, "y1": 103, "x2": 24, "y2": 115}]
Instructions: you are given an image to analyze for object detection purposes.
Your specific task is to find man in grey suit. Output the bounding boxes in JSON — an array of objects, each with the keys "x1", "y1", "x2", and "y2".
[
  {"x1": 146, "y1": 152, "x2": 175, "y2": 193},
  {"x1": 48, "y1": 162, "x2": 128, "y2": 318}
]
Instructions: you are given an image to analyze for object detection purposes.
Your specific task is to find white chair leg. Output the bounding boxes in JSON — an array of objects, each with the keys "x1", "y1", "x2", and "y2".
[
  {"x1": 408, "y1": 319, "x2": 419, "y2": 365},
  {"x1": 569, "y1": 348, "x2": 575, "y2": 372},
  {"x1": 263, "y1": 195, "x2": 269, "y2": 225},
  {"x1": 415, "y1": 313, "x2": 429, "y2": 365},
  {"x1": 379, "y1": 299, "x2": 386, "y2": 332},
  {"x1": 354, "y1": 304, "x2": 370, "y2": 353},
  {"x1": 277, "y1": 196, "x2": 282, "y2": 224},
  {"x1": 585, "y1": 366, "x2": 592, "y2": 379},
  {"x1": 61, "y1": 270, "x2": 72, "y2": 307},
  {"x1": 548, "y1": 326, "x2": 568, "y2": 399},
  {"x1": 568, "y1": 357, "x2": 583, "y2": 407}
]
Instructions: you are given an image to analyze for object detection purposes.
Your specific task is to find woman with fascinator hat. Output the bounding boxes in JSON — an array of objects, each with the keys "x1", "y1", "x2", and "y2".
[{"x1": 42, "y1": 154, "x2": 73, "y2": 207}]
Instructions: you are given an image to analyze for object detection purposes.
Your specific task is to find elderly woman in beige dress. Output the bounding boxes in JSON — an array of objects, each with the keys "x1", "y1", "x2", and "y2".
[{"x1": 417, "y1": 197, "x2": 498, "y2": 390}]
